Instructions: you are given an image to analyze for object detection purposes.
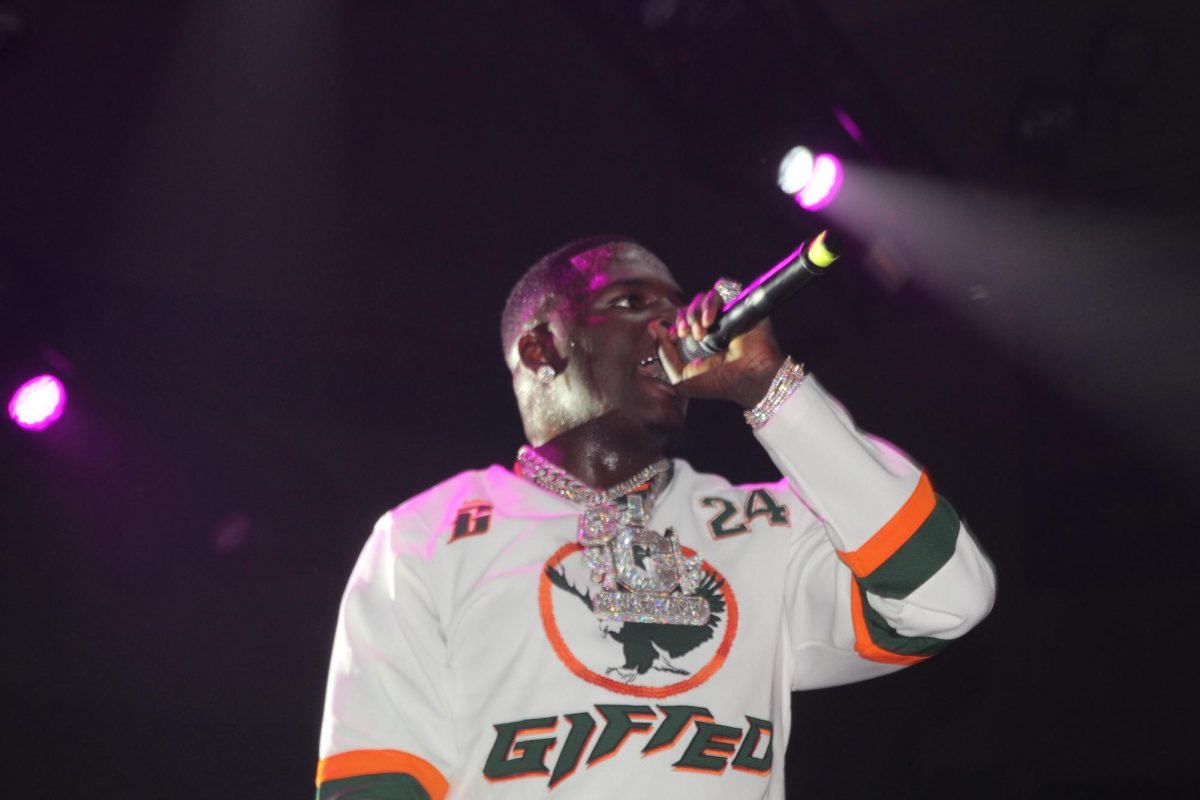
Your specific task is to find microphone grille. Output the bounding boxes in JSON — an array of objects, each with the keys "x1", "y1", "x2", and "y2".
[{"x1": 675, "y1": 336, "x2": 710, "y2": 363}]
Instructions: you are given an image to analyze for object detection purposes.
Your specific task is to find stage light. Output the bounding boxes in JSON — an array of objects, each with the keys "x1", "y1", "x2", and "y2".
[
  {"x1": 833, "y1": 107, "x2": 866, "y2": 147},
  {"x1": 8, "y1": 374, "x2": 66, "y2": 431},
  {"x1": 777, "y1": 146, "x2": 815, "y2": 194},
  {"x1": 778, "y1": 147, "x2": 843, "y2": 211},
  {"x1": 796, "y1": 154, "x2": 842, "y2": 211}
]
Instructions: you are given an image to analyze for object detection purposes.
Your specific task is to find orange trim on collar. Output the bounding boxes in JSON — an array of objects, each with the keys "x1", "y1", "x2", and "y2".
[{"x1": 837, "y1": 473, "x2": 935, "y2": 578}]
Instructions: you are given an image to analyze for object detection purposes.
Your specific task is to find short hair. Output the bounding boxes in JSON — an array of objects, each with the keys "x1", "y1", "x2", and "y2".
[{"x1": 500, "y1": 234, "x2": 640, "y2": 368}]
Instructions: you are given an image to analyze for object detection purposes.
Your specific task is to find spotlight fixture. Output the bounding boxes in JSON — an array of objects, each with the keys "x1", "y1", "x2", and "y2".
[
  {"x1": 777, "y1": 146, "x2": 815, "y2": 194},
  {"x1": 777, "y1": 147, "x2": 843, "y2": 211},
  {"x1": 8, "y1": 373, "x2": 66, "y2": 431}
]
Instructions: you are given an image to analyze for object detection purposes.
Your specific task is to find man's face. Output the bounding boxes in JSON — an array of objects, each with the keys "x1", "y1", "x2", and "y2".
[{"x1": 559, "y1": 242, "x2": 688, "y2": 437}]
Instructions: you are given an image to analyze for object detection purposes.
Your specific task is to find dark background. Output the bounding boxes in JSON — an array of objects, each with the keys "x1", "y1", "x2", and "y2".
[{"x1": 2, "y1": 1, "x2": 1197, "y2": 797}]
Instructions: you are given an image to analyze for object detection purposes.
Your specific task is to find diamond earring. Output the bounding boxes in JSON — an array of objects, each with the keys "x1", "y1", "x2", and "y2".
[{"x1": 536, "y1": 365, "x2": 557, "y2": 383}]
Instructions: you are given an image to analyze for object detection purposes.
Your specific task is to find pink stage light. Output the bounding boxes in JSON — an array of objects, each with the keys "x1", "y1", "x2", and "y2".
[
  {"x1": 795, "y1": 154, "x2": 843, "y2": 211},
  {"x1": 833, "y1": 107, "x2": 865, "y2": 147},
  {"x1": 8, "y1": 374, "x2": 67, "y2": 431}
]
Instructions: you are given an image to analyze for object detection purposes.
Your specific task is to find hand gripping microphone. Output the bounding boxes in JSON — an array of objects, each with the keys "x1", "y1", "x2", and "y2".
[{"x1": 677, "y1": 230, "x2": 840, "y2": 362}]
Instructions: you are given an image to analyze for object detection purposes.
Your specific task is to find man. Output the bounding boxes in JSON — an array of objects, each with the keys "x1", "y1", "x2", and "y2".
[{"x1": 316, "y1": 236, "x2": 996, "y2": 798}]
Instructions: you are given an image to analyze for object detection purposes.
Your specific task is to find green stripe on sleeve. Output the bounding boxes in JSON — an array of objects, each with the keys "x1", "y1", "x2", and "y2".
[
  {"x1": 857, "y1": 495, "x2": 961, "y2": 599},
  {"x1": 316, "y1": 773, "x2": 431, "y2": 800},
  {"x1": 857, "y1": 581, "x2": 951, "y2": 657}
]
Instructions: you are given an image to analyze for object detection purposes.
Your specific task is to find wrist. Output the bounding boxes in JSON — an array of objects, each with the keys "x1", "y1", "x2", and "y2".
[
  {"x1": 743, "y1": 357, "x2": 806, "y2": 429},
  {"x1": 734, "y1": 353, "x2": 788, "y2": 409}
]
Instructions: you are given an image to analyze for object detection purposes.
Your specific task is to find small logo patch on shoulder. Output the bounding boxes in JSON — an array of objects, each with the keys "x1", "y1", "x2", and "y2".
[{"x1": 450, "y1": 500, "x2": 493, "y2": 542}]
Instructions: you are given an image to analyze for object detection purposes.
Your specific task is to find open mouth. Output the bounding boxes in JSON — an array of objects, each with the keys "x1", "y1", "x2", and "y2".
[{"x1": 637, "y1": 355, "x2": 672, "y2": 385}]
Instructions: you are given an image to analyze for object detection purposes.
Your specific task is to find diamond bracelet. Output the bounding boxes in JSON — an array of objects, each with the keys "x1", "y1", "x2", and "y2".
[{"x1": 743, "y1": 357, "x2": 806, "y2": 431}]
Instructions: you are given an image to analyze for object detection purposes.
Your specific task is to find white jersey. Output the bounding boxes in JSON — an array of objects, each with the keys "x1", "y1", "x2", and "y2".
[{"x1": 317, "y1": 376, "x2": 996, "y2": 798}]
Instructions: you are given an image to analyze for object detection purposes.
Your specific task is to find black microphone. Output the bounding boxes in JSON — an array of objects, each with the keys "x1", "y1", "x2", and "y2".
[{"x1": 677, "y1": 230, "x2": 840, "y2": 361}]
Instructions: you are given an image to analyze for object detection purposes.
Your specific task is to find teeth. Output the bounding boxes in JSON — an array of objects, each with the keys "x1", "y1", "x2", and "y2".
[{"x1": 637, "y1": 355, "x2": 670, "y2": 384}]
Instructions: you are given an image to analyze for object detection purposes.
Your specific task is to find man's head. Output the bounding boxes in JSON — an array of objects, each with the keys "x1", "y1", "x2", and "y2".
[{"x1": 502, "y1": 237, "x2": 687, "y2": 446}]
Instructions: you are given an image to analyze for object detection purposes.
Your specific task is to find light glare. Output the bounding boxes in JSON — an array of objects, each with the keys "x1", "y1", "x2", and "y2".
[
  {"x1": 8, "y1": 374, "x2": 67, "y2": 431},
  {"x1": 797, "y1": 154, "x2": 843, "y2": 210},
  {"x1": 777, "y1": 146, "x2": 814, "y2": 194}
]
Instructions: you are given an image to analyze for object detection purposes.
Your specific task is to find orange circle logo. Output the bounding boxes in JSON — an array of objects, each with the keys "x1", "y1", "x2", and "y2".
[{"x1": 539, "y1": 542, "x2": 738, "y2": 698}]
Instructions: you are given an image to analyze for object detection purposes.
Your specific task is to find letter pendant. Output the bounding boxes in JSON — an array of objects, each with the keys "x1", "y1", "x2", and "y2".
[{"x1": 577, "y1": 495, "x2": 710, "y2": 626}]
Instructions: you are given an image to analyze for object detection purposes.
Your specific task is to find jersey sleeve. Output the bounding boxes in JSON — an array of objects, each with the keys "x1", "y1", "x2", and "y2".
[
  {"x1": 754, "y1": 375, "x2": 996, "y2": 691},
  {"x1": 316, "y1": 510, "x2": 455, "y2": 799}
]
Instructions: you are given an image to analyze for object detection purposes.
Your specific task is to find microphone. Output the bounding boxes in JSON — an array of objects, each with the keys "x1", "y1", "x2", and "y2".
[{"x1": 677, "y1": 230, "x2": 840, "y2": 361}]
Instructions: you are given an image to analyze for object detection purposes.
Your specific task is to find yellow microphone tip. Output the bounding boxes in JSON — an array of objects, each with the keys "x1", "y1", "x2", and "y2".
[{"x1": 806, "y1": 230, "x2": 839, "y2": 268}]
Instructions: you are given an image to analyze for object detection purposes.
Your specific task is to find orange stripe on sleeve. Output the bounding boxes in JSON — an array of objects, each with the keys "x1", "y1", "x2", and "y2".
[
  {"x1": 848, "y1": 575, "x2": 928, "y2": 666},
  {"x1": 837, "y1": 473, "x2": 936, "y2": 578},
  {"x1": 315, "y1": 749, "x2": 449, "y2": 799}
]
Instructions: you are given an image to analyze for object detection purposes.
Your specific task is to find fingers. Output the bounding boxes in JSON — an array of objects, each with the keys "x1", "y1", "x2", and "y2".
[
  {"x1": 702, "y1": 290, "x2": 721, "y2": 329},
  {"x1": 649, "y1": 322, "x2": 685, "y2": 384},
  {"x1": 675, "y1": 289, "x2": 723, "y2": 343},
  {"x1": 672, "y1": 293, "x2": 695, "y2": 340}
]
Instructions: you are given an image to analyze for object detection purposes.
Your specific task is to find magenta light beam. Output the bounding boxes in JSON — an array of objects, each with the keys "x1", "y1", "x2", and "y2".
[{"x1": 8, "y1": 374, "x2": 67, "y2": 431}]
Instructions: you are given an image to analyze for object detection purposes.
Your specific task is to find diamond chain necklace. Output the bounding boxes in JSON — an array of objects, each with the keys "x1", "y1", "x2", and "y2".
[
  {"x1": 515, "y1": 445, "x2": 710, "y2": 627},
  {"x1": 515, "y1": 445, "x2": 671, "y2": 507}
]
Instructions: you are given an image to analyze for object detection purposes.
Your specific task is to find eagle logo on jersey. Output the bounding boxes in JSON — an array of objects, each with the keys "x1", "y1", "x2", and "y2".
[
  {"x1": 547, "y1": 565, "x2": 726, "y2": 682},
  {"x1": 539, "y1": 542, "x2": 738, "y2": 697}
]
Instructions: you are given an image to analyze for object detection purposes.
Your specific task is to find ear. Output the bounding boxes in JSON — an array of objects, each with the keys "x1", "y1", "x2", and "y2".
[{"x1": 517, "y1": 324, "x2": 567, "y2": 376}]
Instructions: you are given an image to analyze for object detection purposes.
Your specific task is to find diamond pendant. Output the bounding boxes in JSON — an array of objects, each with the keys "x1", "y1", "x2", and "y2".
[{"x1": 577, "y1": 495, "x2": 710, "y2": 626}]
